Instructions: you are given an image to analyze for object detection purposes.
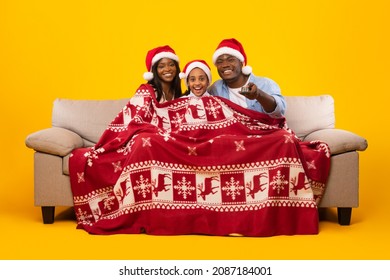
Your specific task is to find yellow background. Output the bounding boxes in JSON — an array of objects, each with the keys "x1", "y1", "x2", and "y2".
[{"x1": 1, "y1": 0, "x2": 389, "y2": 259}]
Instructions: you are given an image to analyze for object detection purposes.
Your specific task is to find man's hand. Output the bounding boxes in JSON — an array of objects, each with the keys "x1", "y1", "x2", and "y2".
[{"x1": 239, "y1": 82, "x2": 259, "y2": 100}]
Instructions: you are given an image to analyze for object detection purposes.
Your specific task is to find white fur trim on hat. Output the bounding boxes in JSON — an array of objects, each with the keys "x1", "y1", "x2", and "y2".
[
  {"x1": 143, "y1": 72, "x2": 154, "y2": 81},
  {"x1": 212, "y1": 46, "x2": 245, "y2": 64},
  {"x1": 181, "y1": 61, "x2": 212, "y2": 86},
  {"x1": 151, "y1": 52, "x2": 179, "y2": 69}
]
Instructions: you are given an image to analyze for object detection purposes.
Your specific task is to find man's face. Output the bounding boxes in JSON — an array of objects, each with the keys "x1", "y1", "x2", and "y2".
[{"x1": 214, "y1": 54, "x2": 242, "y2": 82}]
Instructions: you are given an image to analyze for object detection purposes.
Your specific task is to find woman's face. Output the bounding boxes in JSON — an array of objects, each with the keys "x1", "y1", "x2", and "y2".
[
  {"x1": 156, "y1": 58, "x2": 177, "y2": 83},
  {"x1": 187, "y1": 68, "x2": 209, "y2": 97}
]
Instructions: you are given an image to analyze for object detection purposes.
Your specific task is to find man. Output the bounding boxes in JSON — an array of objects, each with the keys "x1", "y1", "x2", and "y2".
[{"x1": 208, "y1": 38, "x2": 286, "y2": 118}]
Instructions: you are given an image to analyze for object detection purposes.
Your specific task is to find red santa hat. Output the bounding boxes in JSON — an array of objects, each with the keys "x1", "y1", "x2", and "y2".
[
  {"x1": 143, "y1": 45, "x2": 180, "y2": 81},
  {"x1": 212, "y1": 38, "x2": 252, "y2": 75},
  {"x1": 179, "y1": 59, "x2": 212, "y2": 85}
]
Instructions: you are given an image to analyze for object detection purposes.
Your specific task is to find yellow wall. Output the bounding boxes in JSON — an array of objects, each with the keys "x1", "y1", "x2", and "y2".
[{"x1": 1, "y1": 0, "x2": 389, "y2": 257}]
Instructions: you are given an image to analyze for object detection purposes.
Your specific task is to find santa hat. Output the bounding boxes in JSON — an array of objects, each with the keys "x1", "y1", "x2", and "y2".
[
  {"x1": 143, "y1": 45, "x2": 179, "y2": 81},
  {"x1": 212, "y1": 38, "x2": 252, "y2": 75},
  {"x1": 179, "y1": 59, "x2": 212, "y2": 85}
]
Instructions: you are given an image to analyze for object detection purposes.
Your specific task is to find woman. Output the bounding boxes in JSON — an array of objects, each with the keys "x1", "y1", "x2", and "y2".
[{"x1": 142, "y1": 45, "x2": 182, "y2": 102}]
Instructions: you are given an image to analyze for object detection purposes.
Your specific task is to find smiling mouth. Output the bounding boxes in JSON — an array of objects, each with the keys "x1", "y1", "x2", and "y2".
[{"x1": 222, "y1": 69, "x2": 233, "y2": 75}]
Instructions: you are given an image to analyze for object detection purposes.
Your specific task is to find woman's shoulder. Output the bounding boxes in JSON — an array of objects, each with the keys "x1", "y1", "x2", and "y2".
[{"x1": 136, "y1": 83, "x2": 157, "y2": 93}]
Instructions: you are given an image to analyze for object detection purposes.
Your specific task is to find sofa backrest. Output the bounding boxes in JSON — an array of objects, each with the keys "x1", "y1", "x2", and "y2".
[
  {"x1": 52, "y1": 98, "x2": 129, "y2": 143},
  {"x1": 284, "y1": 94, "x2": 335, "y2": 138},
  {"x1": 51, "y1": 95, "x2": 335, "y2": 144}
]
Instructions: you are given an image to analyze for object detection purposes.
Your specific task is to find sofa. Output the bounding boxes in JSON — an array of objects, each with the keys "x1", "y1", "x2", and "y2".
[{"x1": 25, "y1": 95, "x2": 368, "y2": 225}]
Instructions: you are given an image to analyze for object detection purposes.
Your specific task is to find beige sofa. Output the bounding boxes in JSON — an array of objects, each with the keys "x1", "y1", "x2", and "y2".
[{"x1": 25, "y1": 95, "x2": 368, "y2": 225}]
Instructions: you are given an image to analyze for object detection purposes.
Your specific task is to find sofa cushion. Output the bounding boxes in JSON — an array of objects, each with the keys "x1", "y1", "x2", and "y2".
[
  {"x1": 284, "y1": 95, "x2": 335, "y2": 138},
  {"x1": 52, "y1": 98, "x2": 129, "y2": 143},
  {"x1": 304, "y1": 128, "x2": 368, "y2": 155},
  {"x1": 25, "y1": 127, "x2": 84, "y2": 156}
]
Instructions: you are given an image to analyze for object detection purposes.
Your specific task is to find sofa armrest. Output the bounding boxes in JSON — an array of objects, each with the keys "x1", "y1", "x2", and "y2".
[
  {"x1": 25, "y1": 127, "x2": 84, "y2": 156},
  {"x1": 303, "y1": 128, "x2": 368, "y2": 155}
]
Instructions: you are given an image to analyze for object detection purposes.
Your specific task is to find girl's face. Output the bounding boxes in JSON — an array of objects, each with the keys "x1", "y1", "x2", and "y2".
[
  {"x1": 156, "y1": 58, "x2": 177, "y2": 83},
  {"x1": 187, "y1": 68, "x2": 209, "y2": 97}
]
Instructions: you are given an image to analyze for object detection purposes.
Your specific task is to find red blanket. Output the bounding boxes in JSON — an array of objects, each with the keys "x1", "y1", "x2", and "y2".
[{"x1": 69, "y1": 84, "x2": 331, "y2": 236}]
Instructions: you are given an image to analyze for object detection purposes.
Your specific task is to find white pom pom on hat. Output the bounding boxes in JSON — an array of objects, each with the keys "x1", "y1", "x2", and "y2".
[
  {"x1": 179, "y1": 72, "x2": 186, "y2": 79},
  {"x1": 212, "y1": 38, "x2": 252, "y2": 75},
  {"x1": 143, "y1": 72, "x2": 154, "y2": 81},
  {"x1": 143, "y1": 45, "x2": 179, "y2": 81},
  {"x1": 242, "y1": 65, "x2": 252, "y2": 75}
]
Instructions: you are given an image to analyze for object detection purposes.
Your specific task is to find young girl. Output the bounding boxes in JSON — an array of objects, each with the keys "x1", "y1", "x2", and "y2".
[
  {"x1": 143, "y1": 45, "x2": 182, "y2": 102},
  {"x1": 179, "y1": 59, "x2": 212, "y2": 98}
]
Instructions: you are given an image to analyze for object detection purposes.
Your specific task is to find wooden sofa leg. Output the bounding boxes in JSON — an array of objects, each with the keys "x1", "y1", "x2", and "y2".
[
  {"x1": 337, "y1": 207, "x2": 352, "y2": 226},
  {"x1": 41, "y1": 206, "x2": 55, "y2": 224}
]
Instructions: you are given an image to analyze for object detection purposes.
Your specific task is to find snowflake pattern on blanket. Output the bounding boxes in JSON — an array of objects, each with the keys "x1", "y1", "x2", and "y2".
[{"x1": 69, "y1": 84, "x2": 331, "y2": 236}]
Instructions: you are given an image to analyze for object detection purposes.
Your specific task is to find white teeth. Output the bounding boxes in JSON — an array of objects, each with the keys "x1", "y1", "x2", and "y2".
[{"x1": 223, "y1": 70, "x2": 232, "y2": 74}]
